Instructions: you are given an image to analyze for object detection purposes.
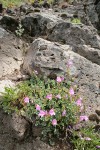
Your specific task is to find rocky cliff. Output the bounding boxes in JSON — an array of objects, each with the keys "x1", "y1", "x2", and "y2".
[{"x1": 0, "y1": 0, "x2": 100, "y2": 149}]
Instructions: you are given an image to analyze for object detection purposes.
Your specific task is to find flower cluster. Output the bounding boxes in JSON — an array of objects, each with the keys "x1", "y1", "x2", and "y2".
[{"x1": 1, "y1": 59, "x2": 91, "y2": 144}]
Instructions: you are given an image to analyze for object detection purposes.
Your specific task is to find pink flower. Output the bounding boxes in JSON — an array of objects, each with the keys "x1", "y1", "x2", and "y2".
[
  {"x1": 56, "y1": 77, "x2": 62, "y2": 83},
  {"x1": 56, "y1": 94, "x2": 61, "y2": 99},
  {"x1": 62, "y1": 110, "x2": 66, "y2": 116},
  {"x1": 67, "y1": 59, "x2": 73, "y2": 67},
  {"x1": 38, "y1": 110, "x2": 45, "y2": 117},
  {"x1": 69, "y1": 87, "x2": 74, "y2": 96},
  {"x1": 36, "y1": 104, "x2": 41, "y2": 111},
  {"x1": 24, "y1": 97, "x2": 29, "y2": 103},
  {"x1": 52, "y1": 119, "x2": 57, "y2": 126},
  {"x1": 96, "y1": 146, "x2": 100, "y2": 149},
  {"x1": 45, "y1": 110, "x2": 48, "y2": 116},
  {"x1": 76, "y1": 97, "x2": 82, "y2": 106},
  {"x1": 46, "y1": 94, "x2": 52, "y2": 100},
  {"x1": 80, "y1": 115, "x2": 88, "y2": 122},
  {"x1": 49, "y1": 109, "x2": 55, "y2": 116},
  {"x1": 34, "y1": 70, "x2": 38, "y2": 74},
  {"x1": 84, "y1": 137, "x2": 91, "y2": 141}
]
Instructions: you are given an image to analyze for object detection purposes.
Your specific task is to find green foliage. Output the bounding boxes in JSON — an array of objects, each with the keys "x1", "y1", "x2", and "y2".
[
  {"x1": 72, "y1": 127, "x2": 100, "y2": 150},
  {"x1": 0, "y1": 0, "x2": 54, "y2": 8},
  {"x1": 0, "y1": 70, "x2": 81, "y2": 141},
  {"x1": 15, "y1": 23, "x2": 24, "y2": 37},
  {"x1": 0, "y1": 0, "x2": 26, "y2": 7},
  {"x1": 71, "y1": 18, "x2": 81, "y2": 24}
]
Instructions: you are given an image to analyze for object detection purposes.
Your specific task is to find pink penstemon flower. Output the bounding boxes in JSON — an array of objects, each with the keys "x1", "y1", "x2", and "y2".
[
  {"x1": 56, "y1": 76, "x2": 64, "y2": 83},
  {"x1": 80, "y1": 115, "x2": 88, "y2": 122},
  {"x1": 38, "y1": 110, "x2": 46, "y2": 117},
  {"x1": 96, "y1": 146, "x2": 100, "y2": 149},
  {"x1": 62, "y1": 110, "x2": 66, "y2": 116},
  {"x1": 56, "y1": 76, "x2": 62, "y2": 83},
  {"x1": 52, "y1": 119, "x2": 57, "y2": 126},
  {"x1": 46, "y1": 94, "x2": 52, "y2": 100},
  {"x1": 76, "y1": 97, "x2": 82, "y2": 106},
  {"x1": 69, "y1": 87, "x2": 74, "y2": 96},
  {"x1": 49, "y1": 108, "x2": 55, "y2": 116},
  {"x1": 24, "y1": 97, "x2": 30, "y2": 103},
  {"x1": 36, "y1": 104, "x2": 41, "y2": 111},
  {"x1": 56, "y1": 94, "x2": 61, "y2": 99}
]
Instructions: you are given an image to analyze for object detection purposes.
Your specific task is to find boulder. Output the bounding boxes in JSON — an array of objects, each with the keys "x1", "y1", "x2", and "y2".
[
  {"x1": 23, "y1": 38, "x2": 72, "y2": 76},
  {"x1": 0, "y1": 27, "x2": 23, "y2": 79},
  {"x1": 1, "y1": 15, "x2": 19, "y2": 31},
  {"x1": 23, "y1": 38, "x2": 100, "y2": 116},
  {"x1": 21, "y1": 11, "x2": 62, "y2": 36},
  {"x1": 48, "y1": 22, "x2": 100, "y2": 49}
]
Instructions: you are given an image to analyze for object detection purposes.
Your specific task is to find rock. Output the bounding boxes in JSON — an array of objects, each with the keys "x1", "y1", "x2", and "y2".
[
  {"x1": 1, "y1": 15, "x2": 19, "y2": 31},
  {"x1": 74, "y1": 45, "x2": 100, "y2": 65},
  {"x1": 23, "y1": 38, "x2": 100, "y2": 116},
  {"x1": 89, "y1": 114, "x2": 100, "y2": 124},
  {"x1": 21, "y1": 11, "x2": 61, "y2": 36},
  {"x1": 95, "y1": 110, "x2": 100, "y2": 116},
  {"x1": 48, "y1": 22, "x2": 100, "y2": 49},
  {"x1": 23, "y1": 38, "x2": 72, "y2": 76},
  {"x1": 0, "y1": 3, "x2": 3, "y2": 13},
  {"x1": 85, "y1": 0, "x2": 99, "y2": 27},
  {"x1": 96, "y1": 1, "x2": 100, "y2": 29},
  {"x1": 11, "y1": 113, "x2": 31, "y2": 141},
  {"x1": 32, "y1": 0, "x2": 41, "y2": 8},
  {"x1": 0, "y1": 27, "x2": 23, "y2": 79},
  {"x1": 0, "y1": 27, "x2": 7, "y2": 38},
  {"x1": 42, "y1": 0, "x2": 50, "y2": 9}
]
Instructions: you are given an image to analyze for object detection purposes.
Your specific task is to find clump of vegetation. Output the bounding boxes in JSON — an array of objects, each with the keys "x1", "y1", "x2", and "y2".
[
  {"x1": 0, "y1": 0, "x2": 53, "y2": 8},
  {"x1": 0, "y1": 59, "x2": 99, "y2": 148},
  {"x1": 71, "y1": 127, "x2": 100, "y2": 150},
  {"x1": 15, "y1": 23, "x2": 24, "y2": 37},
  {"x1": 0, "y1": 60, "x2": 83, "y2": 142},
  {"x1": 71, "y1": 18, "x2": 81, "y2": 24}
]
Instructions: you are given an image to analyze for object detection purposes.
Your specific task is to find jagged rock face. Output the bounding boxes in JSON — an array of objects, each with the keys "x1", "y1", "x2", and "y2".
[
  {"x1": 48, "y1": 22, "x2": 100, "y2": 49},
  {"x1": 21, "y1": 11, "x2": 62, "y2": 36},
  {"x1": 0, "y1": 27, "x2": 23, "y2": 79},
  {"x1": 0, "y1": 2, "x2": 100, "y2": 150},
  {"x1": 23, "y1": 38, "x2": 100, "y2": 116}
]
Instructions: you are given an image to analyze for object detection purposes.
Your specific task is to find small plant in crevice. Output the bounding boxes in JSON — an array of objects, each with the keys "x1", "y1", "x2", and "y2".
[
  {"x1": 15, "y1": 23, "x2": 24, "y2": 37},
  {"x1": 71, "y1": 127, "x2": 100, "y2": 150},
  {"x1": 0, "y1": 59, "x2": 87, "y2": 145},
  {"x1": 71, "y1": 18, "x2": 81, "y2": 24}
]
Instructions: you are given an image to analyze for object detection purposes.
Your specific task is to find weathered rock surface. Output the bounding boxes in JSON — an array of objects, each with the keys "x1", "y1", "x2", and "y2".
[
  {"x1": 21, "y1": 11, "x2": 62, "y2": 36},
  {"x1": 48, "y1": 22, "x2": 100, "y2": 49},
  {"x1": 23, "y1": 38, "x2": 72, "y2": 76},
  {"x1": 0, "y1": 109, "x2": 68, "y2": 150},
  {"x1": 0, "y1": 27, "x2": 23, "y2": 79},
  {"x1": 0, "y1": 1, "x2": 100, "y2": 150},
  {"x1": 23, "y1": 38, "x2": 100, "y2": 116},
  {"x1": 74, "y1": 45, "x2": 100, "y2": 65}
]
